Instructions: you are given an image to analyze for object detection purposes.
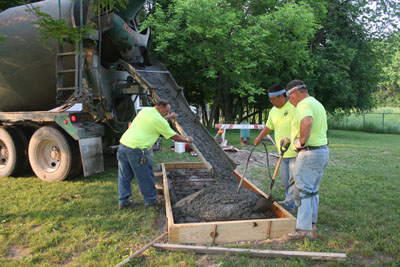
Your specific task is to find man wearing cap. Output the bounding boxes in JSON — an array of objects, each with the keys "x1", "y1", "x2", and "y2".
[
  {"x1": 117, "y1": 99, "x2": 194, "y2": 209},
  {"x1": 283, "y1": 79, "x2": 329, "y2": 240},
  {"x1": 254, "y1": 84, "x2": 297, "y2": 213}
]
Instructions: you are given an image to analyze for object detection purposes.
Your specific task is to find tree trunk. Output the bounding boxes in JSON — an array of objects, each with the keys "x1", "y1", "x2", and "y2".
[
  {"x1": 223, "y1": 80, "x2": 233, "y2": 123},
  {"x1": 207, "y1": 72, "x2": 222, "y2": 128},
  {"x1": 200, "y1": 100, "x2": 208, "y2": 126}
]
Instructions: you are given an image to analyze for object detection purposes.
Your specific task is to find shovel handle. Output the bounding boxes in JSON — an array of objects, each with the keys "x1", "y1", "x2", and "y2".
[
  {"x1": 268, "y1": 155, "x2": 283, "y2": 197},
  {"x1": 272, "y1": 156, "x2": 283, "y2": 182}
]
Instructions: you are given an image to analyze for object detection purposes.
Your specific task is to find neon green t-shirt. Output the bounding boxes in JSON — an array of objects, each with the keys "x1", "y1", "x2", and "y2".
[
  {"x1": 120, "y1": 107, "x2": 176, "y2": 149},
  {"x1": 266, "y1": 101, "x2": 297, "y2": 158},
  {"x1": 291, "y1": 96, "x2": 328, "y2": 147}
]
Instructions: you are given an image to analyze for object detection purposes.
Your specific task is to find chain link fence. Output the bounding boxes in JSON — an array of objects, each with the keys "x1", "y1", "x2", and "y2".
[{"x1": 328, "y1": 112, "x2": 400, "y2": 134}]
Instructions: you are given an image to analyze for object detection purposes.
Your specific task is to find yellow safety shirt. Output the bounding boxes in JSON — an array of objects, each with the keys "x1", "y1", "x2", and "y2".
[
  {"x1": 291, "y1": 96, "x2": 328, "y2": 147},
  {"x1": 266, "y1": 101, "x2": 297, "y2": 158},
  {"x1": 120, "y1": 107, "x2": 176, "y2": 149}
]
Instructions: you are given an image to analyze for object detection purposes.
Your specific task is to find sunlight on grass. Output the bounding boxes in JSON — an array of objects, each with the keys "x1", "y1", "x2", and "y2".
[{"x1": 0, "y1": 129, "x2": 399, "y2": 266}]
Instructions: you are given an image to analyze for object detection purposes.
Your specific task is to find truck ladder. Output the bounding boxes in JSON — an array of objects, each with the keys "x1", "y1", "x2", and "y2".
[
  {"x1": 55, "y1": 0, "x2": 84, "y2": 105},
  {"x1": 56, "y1": 44, "x2": 78, "y2": 104}
]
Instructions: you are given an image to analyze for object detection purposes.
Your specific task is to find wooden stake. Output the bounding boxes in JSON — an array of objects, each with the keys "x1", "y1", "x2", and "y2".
[
  {"x1": 114, "y1": 232, "x2": 168, "y2": 267},
  {"x1": 211, "y1": 224, "x2": 217, "y2": 246},
  {"x1": 152, "y1": 243, "x2": 347, "y2": 261}
]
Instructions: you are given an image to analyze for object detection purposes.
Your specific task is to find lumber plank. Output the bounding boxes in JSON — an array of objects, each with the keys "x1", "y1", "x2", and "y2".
[
  {"x1": 162, "y1": 164, "x2": 174, "y2": 230},
  {"x1": 114, "y1": 232, "x2": 168, "y2": 267},
  {"x1": 154, "y1": 172, "x2": 163, "y2": 177},
  {"x1": 170, "y1": 218, "x2": 295, "y2": 244},
  {"x1": 152, "y1": 243, "x2": 347, "y2": 261},
  {"x1": 164, "y1": 162, "x2": 206, "y2": 169}
]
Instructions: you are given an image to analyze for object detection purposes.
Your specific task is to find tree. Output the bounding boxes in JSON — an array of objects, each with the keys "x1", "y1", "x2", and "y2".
[
  {"x1": 373, "y1": 31, "x2": 400, "y2": 107},
  {"x1": 146, "y1": 0, "x2": 318, "y2": 126},
  {"x1": 298, "y1": 0, "x2": 398, "y2": 113}
]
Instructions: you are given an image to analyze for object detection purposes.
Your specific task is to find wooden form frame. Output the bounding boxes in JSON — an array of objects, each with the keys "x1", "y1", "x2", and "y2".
[{"x1": 162, "y1": 162, "x2": 296, "y2": 245}]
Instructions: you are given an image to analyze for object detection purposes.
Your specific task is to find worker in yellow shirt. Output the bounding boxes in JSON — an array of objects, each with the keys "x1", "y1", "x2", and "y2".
[
  {"x1": 254, "y1": 84, "x2": 297, "y2": 213},
  {"x1": 283, "y1": 79, "x2": 329, "y2": 240},
  {"x1": 117, "y1": 99, "x2": 194, "y2": 209}
]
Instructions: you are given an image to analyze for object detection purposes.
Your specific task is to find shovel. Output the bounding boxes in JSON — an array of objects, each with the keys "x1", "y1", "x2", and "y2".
[{"x1": 252, "y1": 138, "x2": 290, "y2": 213}]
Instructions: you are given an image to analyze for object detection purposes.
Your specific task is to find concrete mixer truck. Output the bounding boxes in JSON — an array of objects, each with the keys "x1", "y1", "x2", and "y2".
[
  {"x1": 0, "y1": 0, "x2": 155, "y2": 181},
  {"x1": 0, "y1": 0, "x2": 237, "y2": 183}
]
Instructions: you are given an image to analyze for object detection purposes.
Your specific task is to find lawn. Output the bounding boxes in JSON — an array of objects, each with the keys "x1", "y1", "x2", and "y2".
[
  {"x1": 328, "y1": 107, "x2": 400, "y2": 134},
  {"x1": 1, "y1": 130, "x2": 399, "y2": 266}
]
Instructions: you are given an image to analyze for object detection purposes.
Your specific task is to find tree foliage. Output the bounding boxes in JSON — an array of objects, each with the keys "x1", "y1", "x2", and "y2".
[
  {"x1": 373, "y1": 31, "x2": 400, "y2": 107},
  {"x1": 147, "y1": 0, "x2": 400, "y2": 120},
  {"x1": 145, "y1": 0, "x2": 318, "y2": 125}
]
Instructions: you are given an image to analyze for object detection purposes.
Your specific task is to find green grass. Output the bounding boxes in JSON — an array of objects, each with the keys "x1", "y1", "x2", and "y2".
[
  {"x1": 1, "y1": 130, "x2": 400, "y2": 266},
  {"x1": 328, "y1": 107, "x2": 400, "y2": 134}
]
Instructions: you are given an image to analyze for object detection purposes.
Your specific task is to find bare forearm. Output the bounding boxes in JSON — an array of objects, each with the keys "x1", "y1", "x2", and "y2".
[
  {"x1": 164, "y1": 112, "x2": 177, "y2": 120},
  {"x1": 171, "y1": 134, "x2": 193, "y2": 143},
  {"x1": 254, "y1": 127, "x2": 272, "y2": 145}
]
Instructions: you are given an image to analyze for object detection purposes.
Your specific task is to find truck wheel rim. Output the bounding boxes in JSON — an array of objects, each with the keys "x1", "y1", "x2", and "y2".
[
  {"x1": 0, "y1": 140, "x2": 8, "y2": 169},
  {"x1": 36, "y1": 139, "x2": 61, "y2": 173}
]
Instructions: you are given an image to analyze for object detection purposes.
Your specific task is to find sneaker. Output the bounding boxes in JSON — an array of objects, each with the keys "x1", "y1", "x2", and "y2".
[
  {"x1": 119, "y1": 200, "x2": 135, "y2": 210},
  {"x1": 283, "y1": 229, "x2": 313, "y2": 241}
]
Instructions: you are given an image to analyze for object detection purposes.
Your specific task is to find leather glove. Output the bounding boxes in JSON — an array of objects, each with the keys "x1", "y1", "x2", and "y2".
[
  {"x1": 294, "y1": 138, "x2": 306, "y2": 152},
  {"x1": 279, "y1": 137, "x2": 291, "y2": 150}
]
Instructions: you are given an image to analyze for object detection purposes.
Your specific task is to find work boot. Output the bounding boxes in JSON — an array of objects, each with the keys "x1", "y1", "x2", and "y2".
[
  {"x1": 119, "y1": 200, "x2": 135, "y2": 210},
  {"x1": 283, "y1": 229, "x2": 313, "y2": 241},
  {"x1": 311, "y1": 223, "x2": 317, "y2": 238},
  {"x1": 146, "y1": 199, "x2": 163, "y2": 209}
]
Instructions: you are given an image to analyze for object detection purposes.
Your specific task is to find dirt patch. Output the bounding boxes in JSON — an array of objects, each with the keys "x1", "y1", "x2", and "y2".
[
  {"x1": 196, "y1": 255, "x2": 221, "y2": 267},
  {"x1": 225, "y1": 149, "x2": 279, "y2": 188},
  {"x1": 226, "y1": 149, "x2": 279, "y2": 171},
  {"x1": 8, "y1": 245, "x2": 29, "y2": 261}
]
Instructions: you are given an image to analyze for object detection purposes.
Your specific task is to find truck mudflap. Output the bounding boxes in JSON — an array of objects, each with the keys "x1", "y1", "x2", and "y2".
[
  {"x1": 120, "y1": 60, "x2": 237, "y2": 184},
  {"x1": 78, "y1": 136, "x2": 104, "y2": 177}
]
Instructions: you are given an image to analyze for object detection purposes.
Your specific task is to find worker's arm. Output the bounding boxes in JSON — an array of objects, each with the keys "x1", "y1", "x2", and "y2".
[
  {"x1": 171, "y1": 134, "x2": 194, "y2": 143},
  {"x1": 164, "y1": 112, "x2": 178, "y2": 120},
  {"x1": 299, "y1": 116, "x2": 313, "y2": 146},
  {"x1": 254, "y1": 126, "x2": 272, "y2": 146}
]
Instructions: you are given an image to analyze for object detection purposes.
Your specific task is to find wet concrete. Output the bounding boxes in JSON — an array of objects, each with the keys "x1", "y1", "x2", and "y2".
[
  {"x1": 172, "y1": 183, "x2": 274, "y2": 223},
  {"x1": 167, "y1": 169, "x2": 275, "y2": 223}
]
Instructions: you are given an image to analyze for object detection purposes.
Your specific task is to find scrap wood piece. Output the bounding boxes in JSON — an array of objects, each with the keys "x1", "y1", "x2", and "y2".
[
  {"x1": 152, "y1": 243, "x2": 347, "y2": 261},
  {"x1": 114, "y1": 232, "x2": 168, "y2": 267}
]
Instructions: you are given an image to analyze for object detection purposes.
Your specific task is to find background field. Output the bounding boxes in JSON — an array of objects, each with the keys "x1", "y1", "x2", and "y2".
[
  {"x1": 1, "y1": 129, "x2": 399, "y2": 266},
  {"x1": 328, "y1": 107, "x2": 400, "y2": 134}
]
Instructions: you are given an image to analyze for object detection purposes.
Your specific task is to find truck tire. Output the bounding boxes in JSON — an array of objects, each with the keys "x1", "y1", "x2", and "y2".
[
  {"x1": 28, "y1": 126, "x2": 74, "y2": 182},
  {"x1": 0, "y1": 127, "x2": 24, "y2": 177},
  {"x1": 68, "y1": 138, "x2": 82, "y2": 178},
  {"x1": 10, "y1": 126, "x2": 31, "y2": 175}
]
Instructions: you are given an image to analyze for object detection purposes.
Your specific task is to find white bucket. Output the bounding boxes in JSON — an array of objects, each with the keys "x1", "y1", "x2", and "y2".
[{"x1": 174, "y1": 142, "x2": 186, "y2": 153}]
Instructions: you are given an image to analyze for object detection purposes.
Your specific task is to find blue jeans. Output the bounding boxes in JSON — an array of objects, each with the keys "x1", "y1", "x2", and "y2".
[
  {"x1": 279, "y1": 157, "x2": 296, "y2": 210},
  {"x1": 293, "y1": 147, "x2": 329, "y2": 230},
  {"x1": 117, "y1": 144, "x2": 156, "y2": 207}
]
